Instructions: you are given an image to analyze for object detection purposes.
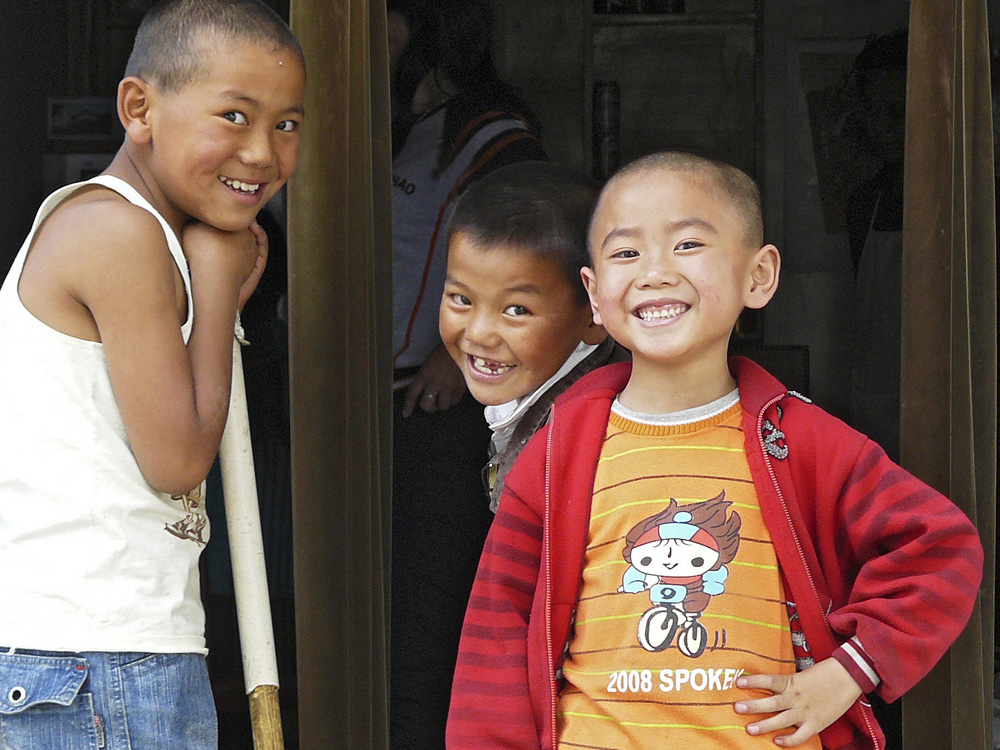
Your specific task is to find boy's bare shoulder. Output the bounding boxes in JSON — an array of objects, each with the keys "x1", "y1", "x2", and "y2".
[
  {"x1": 32, "y1": 185, "x2": 180, "y2": 286},
  {"x1": 20, "y1": 185, "x2": 183, "y2": 340},
  {"x1": 45, "y1": 186, "x2": 167, "y2": 253}
]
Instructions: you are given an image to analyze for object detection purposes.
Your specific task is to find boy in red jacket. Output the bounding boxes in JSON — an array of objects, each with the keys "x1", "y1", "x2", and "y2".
[{"x1": 446, "y1": 151, "x2": 982, "y2": 749}]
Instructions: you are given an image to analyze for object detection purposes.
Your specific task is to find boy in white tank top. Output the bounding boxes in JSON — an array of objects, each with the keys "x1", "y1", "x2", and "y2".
[{"x1": 0, "y1": 1, "x2": 304, "y2": 746}]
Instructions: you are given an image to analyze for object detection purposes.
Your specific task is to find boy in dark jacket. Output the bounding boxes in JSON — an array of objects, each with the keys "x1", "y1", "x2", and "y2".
[{"x1": 440, "y1": 161, "x2": 622, "y2": 511}]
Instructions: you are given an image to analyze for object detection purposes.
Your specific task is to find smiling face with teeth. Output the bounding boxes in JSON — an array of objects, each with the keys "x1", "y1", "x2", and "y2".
[
  {"x1": 582, "y1": 163, "x2": 779, "y2": 412},
  {"x1": 129, "y1": 32, "x2": 304, "y2": 235},
  {"x1": 439, "y1": 232, "x2": 604, "y2": 406}
]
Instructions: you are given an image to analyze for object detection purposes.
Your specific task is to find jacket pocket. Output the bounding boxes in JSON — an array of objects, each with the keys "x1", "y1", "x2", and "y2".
[{"x1": 0, "y1": 652, "x2": 88, "y2": 714}]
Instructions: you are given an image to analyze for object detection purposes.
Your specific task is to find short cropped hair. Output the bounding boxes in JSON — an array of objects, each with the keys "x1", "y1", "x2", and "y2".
[
  {"x1": 598, "y1": 151, "x2": 764, "y2": 249},
  {"x1": 124, "y1": 0, "x2": 303, "y2": 92},
  {"x1": 448, "y1": 162, "x2": 600, "y2": 306}
]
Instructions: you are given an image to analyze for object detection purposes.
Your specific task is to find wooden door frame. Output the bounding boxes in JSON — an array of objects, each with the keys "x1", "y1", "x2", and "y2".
[
  {"x1": 900, "y1": 0, "x2": 996, "y2": 746},
  {"x1": 285, "y1": 0, "x2": 996, "y2": 745},
  {"x1": 287, "y1": 0, "x2": 392, "y2": 747}
]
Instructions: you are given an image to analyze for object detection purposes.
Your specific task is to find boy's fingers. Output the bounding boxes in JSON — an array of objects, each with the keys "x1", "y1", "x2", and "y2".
[
  {"x1": 756, "y1": 718, "x2": 820, "y2": 747},
  {"x1": 254, "y1": 230, "x2": 268, "y2": 258},
  {"x1": 735, "y1": 692, "x2": 790, "y2": 719},
  {"x1": 771, "y1": 724, "x2": 816, "y2": 747},
  {"x1": 744, "y1": 708, "x2": 797, "y2": 736},
  {"x1": 736, "y1": 673, "x2": 790, "y2": 693},
  {"x1": 735, "y1": 673, "x2": 794, "y2": 710},
  {"x1": 250, "y1": 223, "x2": 269, "y2": 256}
]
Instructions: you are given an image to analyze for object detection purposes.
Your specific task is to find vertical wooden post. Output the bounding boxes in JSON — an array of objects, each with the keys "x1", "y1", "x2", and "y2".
[
  {"x1": 901, "y1": 0, "x2": 996, "y2": 747},
  {"x1": 287, "y1": 0, "x2": 393, "y2": 747}
]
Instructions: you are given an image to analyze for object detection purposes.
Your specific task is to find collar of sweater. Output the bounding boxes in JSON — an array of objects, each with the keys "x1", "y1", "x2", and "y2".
[{"x1": 484, "y1": 341, "x2": 598, "y2": 453}]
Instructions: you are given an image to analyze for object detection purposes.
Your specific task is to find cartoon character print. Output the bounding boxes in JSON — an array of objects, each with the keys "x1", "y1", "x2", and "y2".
[
  {"x1": 165, "y1": 485, "x2": 208, "y2": 546},
  {"x1": 619, "y1": 492, "x2": 741, "y2": 657}
]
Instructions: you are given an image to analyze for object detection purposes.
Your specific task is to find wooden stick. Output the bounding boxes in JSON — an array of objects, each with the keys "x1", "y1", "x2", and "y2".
[
  {"x1": 249, "y1": 684, "x2": 284, "y2": 748},
  {"x1": 219, "y1": 335, "x2": 284, "y2": 749}
]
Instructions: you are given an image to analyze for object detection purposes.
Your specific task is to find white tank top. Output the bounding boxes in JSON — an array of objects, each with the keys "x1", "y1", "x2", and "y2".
[{"x1": 0, "y1": 175, "x2": 208, "y2": 654}]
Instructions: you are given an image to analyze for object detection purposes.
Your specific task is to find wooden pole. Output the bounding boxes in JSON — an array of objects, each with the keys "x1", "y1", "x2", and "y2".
[
  {"x1": 219, "y1": 335, "x2": 284, "y2": 750},
  {"x1": 901, "y1": 0, "x2": 996, "y2": 747},
  {"x1": 249, "y1": 684, "x2": 284, "y2": 749},
  {"x1": 288, "y1": 0, "x2": 393, "y2": 745}
]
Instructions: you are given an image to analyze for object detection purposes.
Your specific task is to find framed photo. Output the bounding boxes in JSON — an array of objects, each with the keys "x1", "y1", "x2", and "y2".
[
  {"x1": 782, "y1": 39, "x2": 867, "y2": 273},
  {"x1": 47, "y1": 97, "x2": 120, "y2": 141}
]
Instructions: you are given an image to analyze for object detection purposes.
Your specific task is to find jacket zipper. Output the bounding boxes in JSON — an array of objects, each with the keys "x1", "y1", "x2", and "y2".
[
  {"x1": 757, "y1": 396, "x2": 881, "y2": 750},
  {"x1": 544, "y1": 405, "x2": 557, "y2": 750}
]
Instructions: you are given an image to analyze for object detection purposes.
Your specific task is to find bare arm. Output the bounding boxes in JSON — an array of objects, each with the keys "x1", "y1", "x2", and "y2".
[{"x1": 49, "y1": 200, "x2": 266, "y2": 493}]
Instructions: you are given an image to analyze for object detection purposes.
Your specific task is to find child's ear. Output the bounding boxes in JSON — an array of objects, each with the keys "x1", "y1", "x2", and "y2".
[
  {"x1": 744, "y1": 244, "x2": 780, "y2": 309},
  {"x1": 580, "y1": 266, "x2": 603, "y2": 326},
  {"x1": 118, "y1": 76, "x2": 153, "y2": 146}
]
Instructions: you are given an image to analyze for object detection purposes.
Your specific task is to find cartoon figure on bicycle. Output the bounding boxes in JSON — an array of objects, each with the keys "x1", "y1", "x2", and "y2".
[{"x1": 619, "y1": 492, "x2": 741, "y2": 657}]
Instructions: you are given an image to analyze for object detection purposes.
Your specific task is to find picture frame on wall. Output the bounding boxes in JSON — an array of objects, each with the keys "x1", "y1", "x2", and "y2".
[{"x1": 47, "y1": 97, "x2": 121, "y2": 142}]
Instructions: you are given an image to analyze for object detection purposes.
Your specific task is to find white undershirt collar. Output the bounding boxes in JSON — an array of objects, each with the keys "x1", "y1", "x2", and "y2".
[
  {"x1": 611, "y1": 388, "x2": 740, "y2": 426},
  {"x1": 485, "y1": 341, "x2": 598, "y2": 452}
]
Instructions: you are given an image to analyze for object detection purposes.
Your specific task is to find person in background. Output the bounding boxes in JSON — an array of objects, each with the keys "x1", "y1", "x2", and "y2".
[
  {"x1": 844, "y1": 29, "x2": 907, "y2": 464},
  {"x1": 387, "y1": 1, "x2": 546, "y2": 747}
]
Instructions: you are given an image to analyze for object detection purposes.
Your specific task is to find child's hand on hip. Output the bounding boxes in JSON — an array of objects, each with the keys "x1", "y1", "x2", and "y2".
[{"x1": 733, "y1": 657, "x2": 863, "y2": 746}]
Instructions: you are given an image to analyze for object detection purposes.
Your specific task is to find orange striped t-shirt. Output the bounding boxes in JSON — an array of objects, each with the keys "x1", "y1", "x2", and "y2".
[{"x1": 555, "y1": 395, "x2": 821, "y2": 749}]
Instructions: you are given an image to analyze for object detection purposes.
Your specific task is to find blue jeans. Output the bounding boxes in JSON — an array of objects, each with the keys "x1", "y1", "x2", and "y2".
[{"x1": 0, "y1": 649, "x2": 217, "y2": 749}]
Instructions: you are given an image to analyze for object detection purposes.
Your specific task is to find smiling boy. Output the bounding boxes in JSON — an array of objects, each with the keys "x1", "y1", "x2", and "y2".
[
  {"x1": 0, "y1": 1, "x2": 303, "y2": 745},
  {"x1": 447, "y1": 152, "x2": 982, "y2": 749},
  {"x1": 581, "y1": 154, "x2": 773, "y2": 413},
  {"x1": 439, "y1": 161, "x2": 620, "y2": 510}
]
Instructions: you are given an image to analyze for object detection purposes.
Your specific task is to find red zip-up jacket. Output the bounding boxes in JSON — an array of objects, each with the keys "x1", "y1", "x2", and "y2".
[{"x1": 447, "y1": 358, "x2": 983, "y2": 750}]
